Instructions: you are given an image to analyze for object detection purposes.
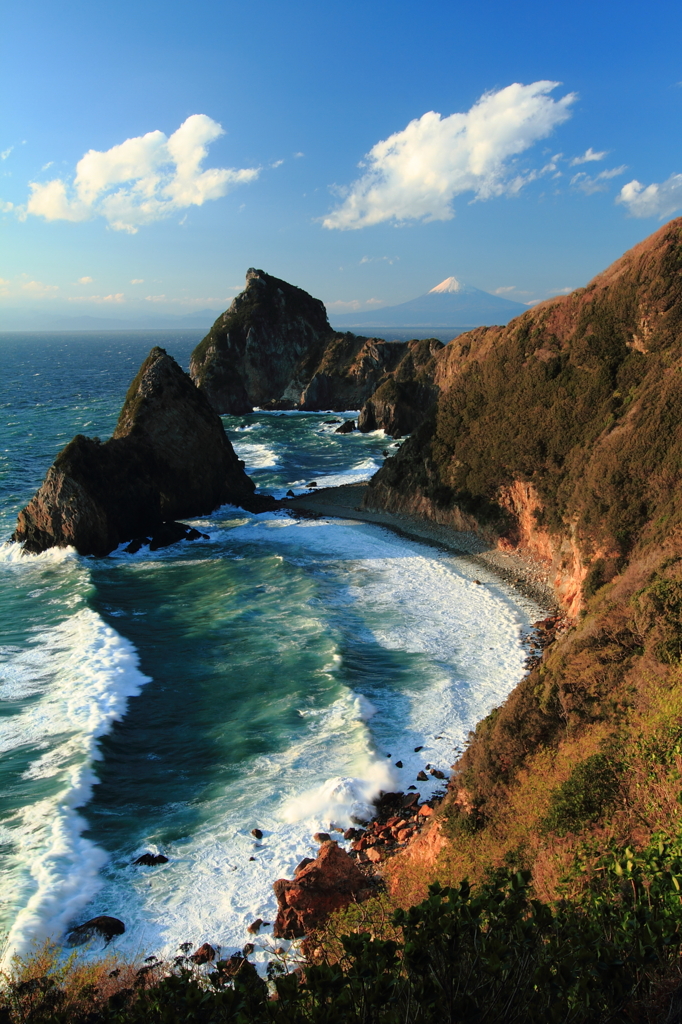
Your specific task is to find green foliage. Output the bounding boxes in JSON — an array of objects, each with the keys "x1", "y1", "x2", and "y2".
[
  {"x1": 5, "y1": 835, "x2": 682, "y2": 1023},
  {"x1": 541, "y1": 754, "x2": 620, "y2": 835},
  {"x1": 635, "y1": 572, "x2": 682, "y2": 665}
]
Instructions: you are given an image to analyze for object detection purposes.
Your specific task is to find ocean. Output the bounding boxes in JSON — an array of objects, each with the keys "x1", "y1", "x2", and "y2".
[{"x1": 0, "y1": 331, "x2": 544, "y2": 969}]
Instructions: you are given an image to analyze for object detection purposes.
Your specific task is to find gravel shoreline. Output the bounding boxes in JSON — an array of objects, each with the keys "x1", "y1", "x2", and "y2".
[{"x1": 282, "y1": 482, "x2": 556, "y2": 612}]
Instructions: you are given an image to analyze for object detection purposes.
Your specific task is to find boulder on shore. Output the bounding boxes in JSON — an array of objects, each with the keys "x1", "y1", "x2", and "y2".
[
  {"x1": 273, "y1": 841, "x2": 373, "y2": 938},
  {"x1": 12, "y1": 347, "x2": 258, "y2": 556}
]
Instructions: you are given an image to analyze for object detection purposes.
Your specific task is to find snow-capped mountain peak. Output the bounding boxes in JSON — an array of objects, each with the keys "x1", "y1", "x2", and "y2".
[{"x1": 429, "y1": 276, "x2": 465, "y2": 294}]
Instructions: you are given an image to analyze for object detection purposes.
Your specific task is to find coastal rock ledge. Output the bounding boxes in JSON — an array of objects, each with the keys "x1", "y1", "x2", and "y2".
[{"x1": 12, "y1": 347, "x2": 256, "y2": 556}]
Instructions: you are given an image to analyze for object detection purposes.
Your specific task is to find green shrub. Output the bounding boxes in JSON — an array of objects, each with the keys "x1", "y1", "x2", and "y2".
[{"x1": 541, "y1": 754, "x2": 620, "y2": 835}]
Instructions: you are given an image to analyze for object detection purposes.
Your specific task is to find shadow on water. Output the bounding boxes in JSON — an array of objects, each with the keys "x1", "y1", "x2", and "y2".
[{"x1": 82, "y1": 533, "x2": 438, "y2": 859}]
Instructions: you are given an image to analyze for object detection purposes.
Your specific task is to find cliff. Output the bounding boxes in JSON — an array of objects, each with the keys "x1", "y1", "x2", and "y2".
[
  {"x1": 353, "y1": 221, "x2": 682, "y2": 975},
  {"x1": 189, "y1": 268, "x2": 333, "y2": 413},
  {"x1": 13, "y1": 347, "x2": 256, "y2": 556},
  {"x1": 189, "y1": 270, "x2": 443, "y2": 437},
  {"x1": 365, "y1": 218, "x2": 682, "y2": 615}
]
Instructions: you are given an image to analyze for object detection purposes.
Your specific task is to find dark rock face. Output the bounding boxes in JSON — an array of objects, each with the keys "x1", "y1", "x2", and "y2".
[
  {"x1": 357, "y1": 339, "x2": 443, "y2": 438},
  {"x1": 67, "y1": 915, "x2": 125, "y2": 946},
  {"x1": 13, "y1": 347, "x2": 256, "y2": 556},
  {"x1": 189, "y1": 270, "x2": 442, "y2": 436},
  {"x1": 189, "y1": 268, "x2": 333, "y2": 413},
  {"x1": 273, "y1": 840, "x2": 372, "y2": 938},
  {"x1": 300, "y1": 335, "x2": 406, "y2": 412}
]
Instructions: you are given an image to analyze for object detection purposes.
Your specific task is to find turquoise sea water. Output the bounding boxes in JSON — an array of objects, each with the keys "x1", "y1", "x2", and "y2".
[{"x1": 0, "y1": 332, "x2": 544, "y2": 968}]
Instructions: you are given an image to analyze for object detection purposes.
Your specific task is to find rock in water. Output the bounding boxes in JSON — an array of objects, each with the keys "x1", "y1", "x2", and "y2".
[
  {"x1": 272, "y1": 840, "x2": 373, "y2": 938},
  {"x1": 133, "y1": 852, "x2": 168, "y2": 866},
  {"x1": 335, "y1": 419, "x2": 356, "y2": 434},
  {"x1": 67, "y1": 916, "x2": 125, "y2": 946},
  {"x1": 12, "y1": 347, "x2": 256, "y2": 556},
  {"x1": 189, "y1": 268, "x2": 333, "y2": 413}
]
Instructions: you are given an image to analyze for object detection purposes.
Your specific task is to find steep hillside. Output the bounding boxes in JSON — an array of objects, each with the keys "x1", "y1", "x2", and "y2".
[
  {"x1": 358, "y1": 220, "x2": 682, "y2": 964},
  {"x1": 366, "y1": 218, "x2": 682, "y2": 615}
]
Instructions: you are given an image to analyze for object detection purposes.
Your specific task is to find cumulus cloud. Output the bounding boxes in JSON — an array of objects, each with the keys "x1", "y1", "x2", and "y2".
[
  {"x1": 617, "y1": 174, "x2": 682, "y2": 219},
  {"x1": 323, "y1": 81, "x2": 576, "y2": 230},
  {"x1": 570, "y1": 165, "x2": 627, "y2": 195},
  {"x1": 77, "y1": 276, "x2": 93, "y2": 284},
  {"x1": 569, "y1": 147, "x2": 608, "y2": 166},
  {"x1": 130, "y1": 278, "x2": 144, "y2": 284},
  {"x1": 1, "y1": 147, "x2": 13, "y2": 160},
  {"x1": 24, "y1": 115, "x2": 260, "y2": 233}
]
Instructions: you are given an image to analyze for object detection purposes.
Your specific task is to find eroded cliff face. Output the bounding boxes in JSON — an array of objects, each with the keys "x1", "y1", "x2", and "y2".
[
  {"x1": 13, "y1": 347, "x2": 256, "y2": 556},
  {"x1": 365, "y1": 218, "x2": 682, "y2": 615},
  {"x1": 357, "y1": 338, "x2": 442, "y2": 438}
]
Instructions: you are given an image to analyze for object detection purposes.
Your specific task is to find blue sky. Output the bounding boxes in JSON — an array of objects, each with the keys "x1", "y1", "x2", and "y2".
[{"x1": 2, "y1": 0, "x2": 681, "y2": 320}]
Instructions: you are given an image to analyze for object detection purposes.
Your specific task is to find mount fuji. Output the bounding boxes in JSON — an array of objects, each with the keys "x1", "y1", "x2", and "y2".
[{"x1": 330, "y1": 277, "x2": 527, "y2": 341}]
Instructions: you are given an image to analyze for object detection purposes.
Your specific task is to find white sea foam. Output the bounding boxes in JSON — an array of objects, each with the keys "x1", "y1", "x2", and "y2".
[
  {"x1": 231, "y1": 441, "x2": 278, "y2": 470},
  {"x1": 310, "y1": 458, "x2": 383, "y2": 489},
  {"x1": 0, "y1": 609, "x2": 151, "y2": 966},
  {"x1": 80, "y1": 677, "x2": 394, "y2": 964},
  {"x1": 72, "y1": 514, "x2": 544, "y2": 967},
  {"x1": 0, "y1": 541, "x2": 76, "y2": 565}
]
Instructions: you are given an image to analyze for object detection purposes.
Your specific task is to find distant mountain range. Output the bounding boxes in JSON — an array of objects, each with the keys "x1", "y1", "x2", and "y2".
[
  {"x1": 1, "y1": 277, "x2": 528, "y2": 337},
  {"x1": 330, "y1": 277, "x2": 527, "y2": 340},
  {"x1": 0, "y1": 308, "x2": 222, "y2": 332}
]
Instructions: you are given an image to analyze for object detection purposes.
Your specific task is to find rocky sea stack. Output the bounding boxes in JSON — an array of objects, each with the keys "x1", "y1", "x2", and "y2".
[
  {"x1": 13, "y1": 347, "x2": 256, "y2": 556},
  {"x1": 189, "y1": 269, "x2": 444, "y2": 436},
  {"x1": 189, "y1": 268, "x2": 333, "y2": 414}
]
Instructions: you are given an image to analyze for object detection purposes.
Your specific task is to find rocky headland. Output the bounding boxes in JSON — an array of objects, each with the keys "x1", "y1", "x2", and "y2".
[
  {"x1": 273, "y1": 224, "x2": 682, "y2": 1011},
  {"x1": 13, "y1": 347, "x2": 258, "y2": 556},
  {"x1": 188, "y1": 268, "x2": 443, "y2": 437}
]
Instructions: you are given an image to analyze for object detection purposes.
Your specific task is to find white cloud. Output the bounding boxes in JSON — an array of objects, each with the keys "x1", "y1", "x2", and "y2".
[
  {"x1": 271, "y1": 159, "x2": 284, "y2": 168},
  {"x1": 144, "y1": 294, "x2": 166, "y2": 302},
  {"x1": 67, "y1": 293, "x2": 125, "y2": 303},
  {"x1": 21, "y1": 279, "x2": 58, "y2": 294},
  {"x1": 77, "y1": 275, "x2": 93, "y2": 284},
  {"x1": 130, "y1": 278, "x2": 144, "y2": 284},
  {"x1": 24, "y1": 115, "x2": 260, "y2": 233},
  {"x1": 323, "y1": 81, "x2": 576, "y2": 230},
  {"x1": 570, "y1": 165, "x2": 627, "y2": 195},
  {"x1": 569, "y1": 147, "x2": 608, "y2": 166},
  {"x1": 617, "y1": 173, "x2": 682, "y2": 219},
  {"x1": 41, "y1": 161, "x2": 53, "y2": 171},
  {"x1": 0, "y1": 200, "x2": 14, "y2": 213},
  {"x1": 1, "y1": 147, "x2": 13, "y2": 161},
  {"x1": 359, "y1": 255, "x2": 400, "y2": 265},
  {"x1": 493, "y1": 285, "x2": 517, "y2": 294}
]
